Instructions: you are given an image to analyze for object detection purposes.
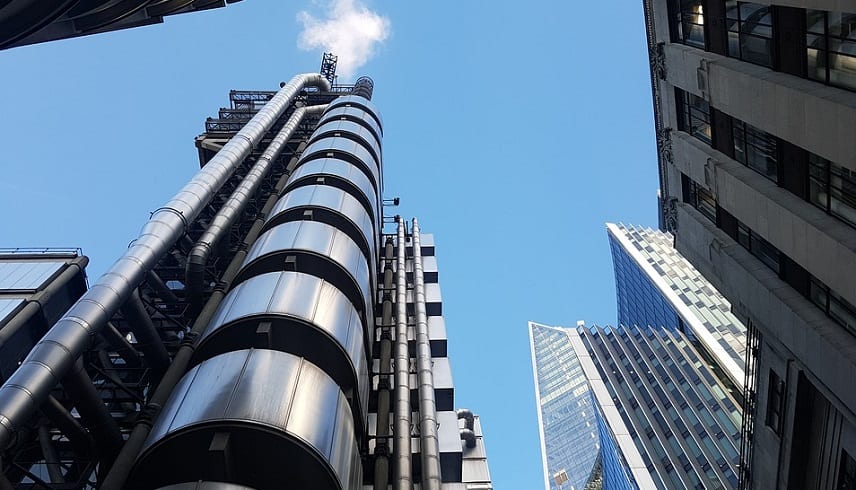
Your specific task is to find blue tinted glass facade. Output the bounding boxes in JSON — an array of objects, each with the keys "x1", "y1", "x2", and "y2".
[
  {"x1": 579, "y1": 324, "x2": 742, "y2": 489},
  {"x1": 530, "y1": 322, "x2": 599, "y2": 490},
  {"x1": 592, "y1": 394, "x2": 636, "y2": 490},
  {"x1": 609, "y1": 231, "x2": 679, "y2": 331},
  {"x1": 607, "y1": 223, "x2": 747, "y2": 390}
]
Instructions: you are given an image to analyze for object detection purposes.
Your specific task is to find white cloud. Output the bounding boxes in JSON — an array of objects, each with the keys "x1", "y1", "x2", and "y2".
[{"x1": 297, "y1": 0, "x2": 390, "y2": 81}]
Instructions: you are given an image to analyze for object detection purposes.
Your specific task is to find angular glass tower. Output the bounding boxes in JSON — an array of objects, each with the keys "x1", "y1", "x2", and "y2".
[
  {"x1": 607, "y1": 223, "x2": 746, "y2": 391},
  {"x1": 530, "y1": 321, "x2": 742, "y2": 489}
]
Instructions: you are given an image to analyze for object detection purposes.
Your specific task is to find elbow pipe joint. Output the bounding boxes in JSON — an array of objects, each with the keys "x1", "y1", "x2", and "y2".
[
  {"x1": 457, "y1": 408, "x2": 474, "y2": 431},
  {"x1": 459, "y1": 428, "x2": 477, "y2": 449}
]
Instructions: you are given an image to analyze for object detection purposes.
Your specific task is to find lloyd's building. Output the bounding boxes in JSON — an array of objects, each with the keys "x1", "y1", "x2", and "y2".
[{"x1": 0, "y1": 64, "x2": 491, "y2": 490}]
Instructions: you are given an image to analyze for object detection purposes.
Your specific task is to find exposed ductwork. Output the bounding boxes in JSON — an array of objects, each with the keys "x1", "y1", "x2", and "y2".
[
  {"x1": 393, "y1": 217, "x2": 413, "y2": 490},
  {"x1": 412, "y1": 218, "x2": 442, "y2": 490},
  {"x1": 351, "y1": 76, "x2": 374, "y2": 100},
  {"x1": 0, "y1": 73, "x2": 331, "y2": 451},
  {"x1": 457, "y1": 409, "x2": 477, "y2": 449},
  {"x1": 185, "y1": 104, "x2": 328, "y2": 310}
]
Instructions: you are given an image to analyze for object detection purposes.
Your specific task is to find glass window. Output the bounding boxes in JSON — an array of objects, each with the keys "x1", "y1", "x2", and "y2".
[
  {"x1": 675, "y1": 0, "x2": 706, "y2": 48},
  {"x1": 677, "y1": 90, "x2": 713, "y2": 145},
  {"x1": 839, "y1": 449, "x2": 856, "y2": 490},
  {"x1": 726, "y1": 2, "x2": 774, "y2": 67},
  {"x1": 765, "y1": 370, "x2": 785, "y2": 435},
  {"x1": 809, "y1": 153, "x2": 856, "y2": 228},
  {"x1": 733, "y1": 119, "x2": 778, "y2": 182},
  {"x1": 806, "y1": 10, "x2": 856, "y2": 91},
  {"x1": 811, "y1": 276, "x2": 856, "y2": 335}
]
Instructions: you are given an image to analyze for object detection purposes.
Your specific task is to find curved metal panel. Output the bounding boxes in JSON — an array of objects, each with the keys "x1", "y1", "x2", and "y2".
[
  {"x1": 327, "y1": 95, "x2": 383, "y2": 129},
  {"x1": 192, "y1": 271, "x2": 369, "y2": 424},
  {"x1": 264, "y1": 185, "x2": 377, "y2": 265},
  {"x1": 299, "y1": 137, "x2": 380, "y2": 189},
  {"x1": 130, "y1": 350, "x2": 361, "y2": 490},
  {"x1": 285, "y1": 158, "x2": 379, "y2": 222},
  {"x1": 310, "y1": 119, "x2": 381, "y2": 166},
  {"x1": 0, "y1": 0, "x2": 78, "y2": 49},
  {"x1": 318, "y1": 106, "x2": 383, "y2": 145},
  {"x1": 156, "y1": 483, "x2": 257, "y2": 490},
  {"x1": 234, "y1": 221, "x2": 373, "y2": 327}
]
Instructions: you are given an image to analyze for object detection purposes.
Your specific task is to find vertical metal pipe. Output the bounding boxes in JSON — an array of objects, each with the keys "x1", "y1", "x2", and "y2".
[
  {"x1": 393, "y1": 217, "x2": 413, "y2": 490},
  {"x1": 374, "y1": 237, "x2": 395, "y2": 490},
  {"x1": 0, "y1": 73, "x2": 330, "y2": 451},
  {"x1": 37, "y1": 425, "x2": 64, "y2": 483},
  {"x1": 412, "y1": 218, "x2": 441, "y2": 490},
  {"x1": 185, "y1": 105, "x2": 327, "y2": 310}
]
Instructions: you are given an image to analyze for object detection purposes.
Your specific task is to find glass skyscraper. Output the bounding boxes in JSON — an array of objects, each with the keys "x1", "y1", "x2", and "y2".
[
  {"x1": 530, "y1": 222, "x2": 747, "y2": 489},
  {"x1": 530, "y1": 321, "x2": 742, "y2": 489},
  {"x1": 607, "y1": 223, "x2": 746, "y2": 390}
]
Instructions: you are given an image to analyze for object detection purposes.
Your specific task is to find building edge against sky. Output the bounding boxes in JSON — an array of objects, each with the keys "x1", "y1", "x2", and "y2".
[{"x1": 642, "y1": 0, "x2": 856, "y2": 487}]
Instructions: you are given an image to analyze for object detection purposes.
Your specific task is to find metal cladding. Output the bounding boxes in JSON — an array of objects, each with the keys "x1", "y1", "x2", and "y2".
[
  {"x1": 412, "y1": 219, "x2": 442, "y2": 490},
  {"x1": 284, "y1": 158, "x2": 379, "y2": 222},
  {"x1": 310, "y1": 119, "x2": 382, "y2": 165},
  {"x1": 351, "y1": 76, "x2": 375, "y2": 100},
  {"x1": 185, "y1": 105, "x2": 328, "y2": 308},
  {"x1": 1, "y1": 77, "x2": 493, "y2": 487},
  {"x1": 301, "y1": 137, "x2": 381, "y2": 193},
  {"x1": 191, "y1": 271, "x2": 370, "y2": 425},
  {"x1": 263, "y1": 185, "x2": 378, "y2": 265},
  {"x1": 327, "y1": 95, "x2": 383, "y2": 129},
  {"x1": 156, "y1": 483, "x2": 258, "y2": 490},
  {"x1": 235, "y1": 220, "x2": 374, "y2": 326},
  {"x1": 0, "y1": 1, "x2": 244, "y2": 50},
  {"x1": 129, "y1": 349, "x2": 361, "y2": 490},
  {"x1": 319, "y1": 106, "x2": 383, "y2": 147},
  {"x1": 0, "y1": 73, "x2": 331, "y2": 451},
  {"x1": 393, "y1": 218, "x2": 413, "y2": 490}
]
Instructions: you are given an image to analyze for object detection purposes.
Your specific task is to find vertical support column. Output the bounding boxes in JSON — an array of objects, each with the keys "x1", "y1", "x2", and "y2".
[
  {"x1": 411, "y1": 218, "x2": 441, "y2": 490},
  {"x1": 374, "y1": 238, "x2": 395, "y2": 489},
  {"x1": 393, "y1": 218, "x2": 413, "y2": 490}
]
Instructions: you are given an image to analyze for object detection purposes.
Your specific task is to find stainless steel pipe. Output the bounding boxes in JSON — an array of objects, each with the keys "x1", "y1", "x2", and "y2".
[
  {"x1": 393, "y1": 217, "x2": 413, "y2": 490},
  {"x1": 0, "y1": 73, "x2": 331, "y2": 450},
  {"x1": 412, "y1": 218, "x2": 441, "y2": 490},
  {"x1": 185, "y1": 104, "x2": 327, "y2": 309}
]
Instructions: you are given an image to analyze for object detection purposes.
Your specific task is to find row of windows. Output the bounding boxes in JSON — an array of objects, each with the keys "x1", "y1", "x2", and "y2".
[
  {"x1": 680, "y1": 173, "x2": 856, "y2": 337},
  {"x1": 675, "y1": 88, "x2": 856, "y2": 229},
  {"x1": 670, "y1": 1, "x2": 856, "y2": 92}
]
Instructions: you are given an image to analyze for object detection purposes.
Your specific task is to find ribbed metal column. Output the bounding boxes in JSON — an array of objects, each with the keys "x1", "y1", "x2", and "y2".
[
  {"x1": 393, "y1": 217, "x2": 413, "y2": 490},
  {"x1": 412, "y1": 218, "x2": 441, "y2": 490}
]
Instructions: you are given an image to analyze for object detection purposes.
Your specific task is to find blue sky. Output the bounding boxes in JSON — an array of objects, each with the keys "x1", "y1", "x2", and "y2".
[{"x1": 0, "y1": 1, "x2": 657, "y2": 488}]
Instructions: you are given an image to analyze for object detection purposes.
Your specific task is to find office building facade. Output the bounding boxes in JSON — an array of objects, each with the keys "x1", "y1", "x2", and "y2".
[
  {"x1": 0, "y1": 1, "x2": 244, "y2": 50},
  {"x1": 0, "y1": 68, "x2": 491, "y2": 489},
  {"x1": 530, "y1": 320, "x2": 742, "y2": 489},
  {"x1": 607, "y1": 222, "x2": 746, "y2": 392},
  {"x1": 643, "y1": 0, "x2": 856, "y2": 487}
]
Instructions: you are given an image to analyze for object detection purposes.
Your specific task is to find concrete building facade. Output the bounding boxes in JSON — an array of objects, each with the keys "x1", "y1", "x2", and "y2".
[{"x1": 642, "y1": 0, "x2": 856, "y2": 487}]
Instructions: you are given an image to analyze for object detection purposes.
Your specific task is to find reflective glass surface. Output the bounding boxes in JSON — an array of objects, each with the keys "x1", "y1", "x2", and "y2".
[
  {"x1": 530, "y1": 322, "x2": 599, "y2": 490},
  {"x1": 608, "y1": 224, "x2": 747, "y2": 385}
]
